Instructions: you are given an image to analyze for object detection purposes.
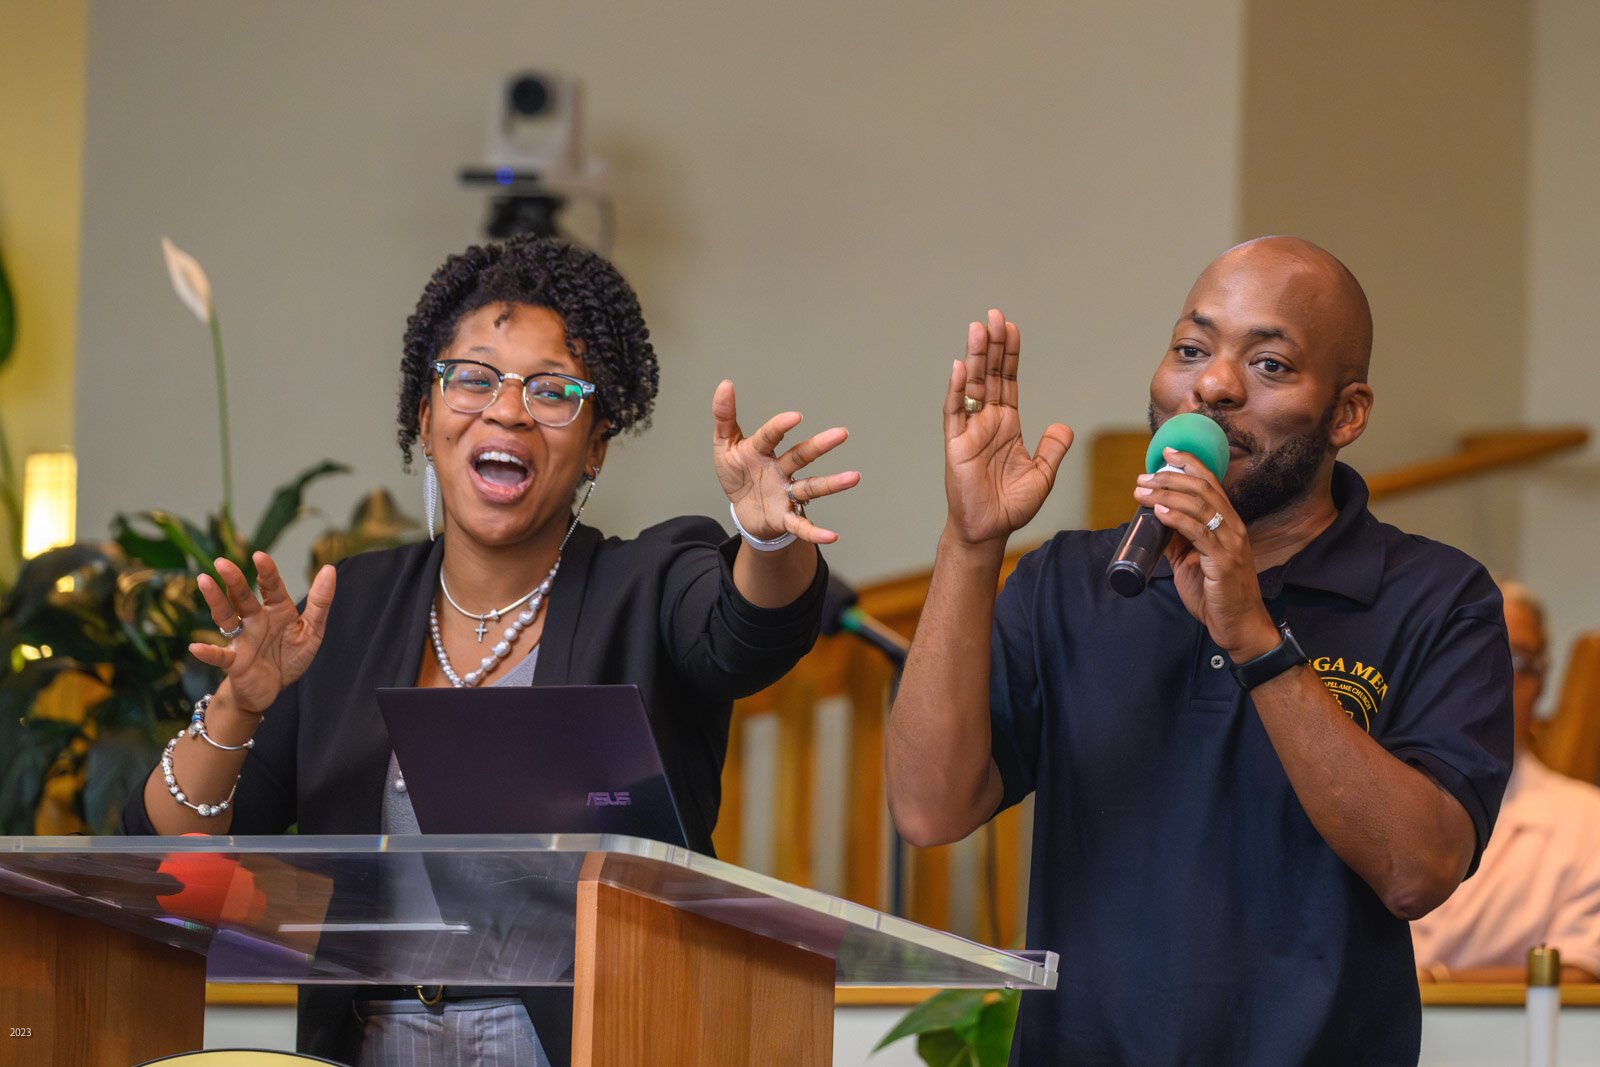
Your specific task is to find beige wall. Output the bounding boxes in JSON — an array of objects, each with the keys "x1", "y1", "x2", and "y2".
[
  {"x1": 1239, "y1": 1, "x2": 1533, "y2": 572},
  {"x1": 0, "y1": 0, "x2": 87, "y2": 578},
  {"x1": 63, "y1": 2, "x2": 1596, "y2": 657},
  {"x1": 1522, "y1": 0, "x2": 1600, "y2": 685},
  {"x1": 71, "y1": 0, "x2": 1245, "y2": 585}
]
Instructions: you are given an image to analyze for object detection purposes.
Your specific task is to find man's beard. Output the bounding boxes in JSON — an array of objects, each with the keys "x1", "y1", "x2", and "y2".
[{"x1": 1147, "y1": 402, "x2": 1335, "y2": 525}]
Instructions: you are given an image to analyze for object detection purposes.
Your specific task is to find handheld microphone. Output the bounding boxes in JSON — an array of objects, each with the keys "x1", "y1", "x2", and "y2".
[
  {"x1": 1105, "y1": 412, "x2": 1230, "y2": 597},
  {"x1": 822, "y1": 574, "x2": 910, "y2": 668}
]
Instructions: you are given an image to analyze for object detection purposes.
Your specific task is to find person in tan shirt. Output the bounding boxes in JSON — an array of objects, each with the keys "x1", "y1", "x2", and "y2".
[{"x1": 1413, "y1": 580, "x2": 1600, "y2": 983}]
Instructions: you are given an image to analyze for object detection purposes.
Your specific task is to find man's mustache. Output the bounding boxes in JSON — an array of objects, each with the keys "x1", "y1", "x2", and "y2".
[{"x1": 1148, "y1": 406, "x2": 1258, "y2": 456}]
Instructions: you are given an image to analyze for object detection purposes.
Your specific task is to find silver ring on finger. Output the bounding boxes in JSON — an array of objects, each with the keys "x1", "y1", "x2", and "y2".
[
  {"x1": 1205, "y1": 512, "x2": 1224, "y2": 533},
  {"x1": 785, "y1": 479, "x2": 807, "y2": 517},
  {"x1": 220, "y1": 618, "x2": 245, "y2": 640},
  {"x1": 962, "y1": 395, "x2": 982, "y2": 414}
]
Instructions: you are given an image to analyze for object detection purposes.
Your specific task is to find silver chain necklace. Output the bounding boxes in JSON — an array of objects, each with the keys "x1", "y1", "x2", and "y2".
[
  {"x1": 429, "y1": 564, "x2": 556, "y2": 686},
  {"x1": 439, "y1": 569, "x2": 546, "y2": 642},
  {"x1": 427, "y1": 478, "x2": 596, "y2": 688}
]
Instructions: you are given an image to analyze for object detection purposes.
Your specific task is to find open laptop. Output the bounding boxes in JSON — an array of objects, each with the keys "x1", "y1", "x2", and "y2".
[{"x1": 375, "y1": 684, "x2": 689, "y2": 847}]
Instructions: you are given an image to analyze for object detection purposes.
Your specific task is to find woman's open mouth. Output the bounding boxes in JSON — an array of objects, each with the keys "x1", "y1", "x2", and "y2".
[{"x1": 469, "y1": 448, "x2": 534, "y2": 502}]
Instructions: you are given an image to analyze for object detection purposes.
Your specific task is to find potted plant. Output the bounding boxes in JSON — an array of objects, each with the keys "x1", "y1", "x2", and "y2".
[
  {"x1": 0, "y1": 239, "x2": 352, "y2": 833},
  {"x1": 874, "y1": 987, "x2": 1021, "y2": 1066}
]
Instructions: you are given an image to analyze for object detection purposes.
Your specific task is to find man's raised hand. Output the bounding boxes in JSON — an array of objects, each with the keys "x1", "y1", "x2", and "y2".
[{"x1": 943, "y1": 309, "x2": 1074, "y2": 545}]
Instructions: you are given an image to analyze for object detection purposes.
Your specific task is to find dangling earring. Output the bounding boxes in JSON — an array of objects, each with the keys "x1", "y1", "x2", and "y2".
[
  {"x1": 559, "y1": 467, "x2": 599, "y2": 552},
  {"x1": 423, "y1": 451, "x2": 440, "y2": 542}
]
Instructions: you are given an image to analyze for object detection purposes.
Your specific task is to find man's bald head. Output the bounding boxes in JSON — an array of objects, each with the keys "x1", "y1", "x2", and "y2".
[
  {"x1": 1150, "y1": 235, "x2": 1378, "y2": 525},
  {"x1": 1194, "y1": 236, "x2": 1374, "y2": 388}
]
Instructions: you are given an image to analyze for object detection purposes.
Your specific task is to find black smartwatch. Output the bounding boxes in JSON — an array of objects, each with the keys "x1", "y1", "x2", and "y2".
[{"x1": 1229, "y1": 621, "x2": 1309, "y2": 691}]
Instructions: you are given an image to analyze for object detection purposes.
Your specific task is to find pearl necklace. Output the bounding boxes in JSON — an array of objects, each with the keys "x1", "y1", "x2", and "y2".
[
  {"x1": 425, "y1": 478, "x2": 596, "y2": 689},
  {"x1": 430, "y1": 562, "x2": 557, "y2": 687}
]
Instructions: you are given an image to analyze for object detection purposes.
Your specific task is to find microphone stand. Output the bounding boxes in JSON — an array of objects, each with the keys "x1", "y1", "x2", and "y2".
[
  {"x1": 840, "y1": 611, "x2": 1004, "y2": 940},
  {"x1": 835, "y1": 607, "x2": 913, "y2": 917}
]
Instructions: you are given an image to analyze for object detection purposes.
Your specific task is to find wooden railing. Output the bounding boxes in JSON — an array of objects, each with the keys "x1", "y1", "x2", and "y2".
[{"x1": 717, "y1": 425, "x2": 1592, "y2": 945}]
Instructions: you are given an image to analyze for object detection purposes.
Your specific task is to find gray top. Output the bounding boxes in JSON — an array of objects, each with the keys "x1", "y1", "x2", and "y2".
[
  {"x1": 367, "y1": 644, "x2": 549, "y2": 1064},
  {"x1": 379, "y1": 644, "x2": 542, "y2": 926}
]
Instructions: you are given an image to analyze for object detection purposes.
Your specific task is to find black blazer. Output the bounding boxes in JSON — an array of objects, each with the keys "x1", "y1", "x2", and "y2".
[{"x1": 122, "y1": 515, "x2": 828, "y2": 1063}]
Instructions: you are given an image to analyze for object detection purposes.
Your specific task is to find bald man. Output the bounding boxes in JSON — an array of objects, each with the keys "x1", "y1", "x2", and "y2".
[{"x1": 888, "y1": 237, "x2": 1513, "y2": 1065}]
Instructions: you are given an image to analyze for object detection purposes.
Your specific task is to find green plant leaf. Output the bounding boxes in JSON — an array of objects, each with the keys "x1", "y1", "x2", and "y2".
[
  {"x1": 0, "y1": 243, "x2": 15, "y2": 372},
  {"x1": 138, "y1": 510, "x2": 221, "y2": 578},
  {"x1": 0, "y1": 542, "x2": 121, "y2": 626},
  {"x1": 915, "y1": 1031, "x2": 977, "y2": 1067},
  {"x1": 874, "y1": 989, "x2": 989, "y2": 1052},
  {"x1": 111, "y1": 515, "x2": 187, "y2": 570},
  {"x1": 250, "y1": 459, "x2": 348, "y2": 553},
  {"x1": 0, "y1": 718, "x2": 77, "y2": 835},
  {"x1": 972, "y1": 990, "x2": 1020, "y2": 1067},
  {"x1": 83, "y1": 726, "x2": 160, "y2": 834},
  {"x1": 0, "y1": 655, "x2": 98, "y2": 724},
  {"x1": 89, "y1": 684, "x2": 168, "y2": 737}
]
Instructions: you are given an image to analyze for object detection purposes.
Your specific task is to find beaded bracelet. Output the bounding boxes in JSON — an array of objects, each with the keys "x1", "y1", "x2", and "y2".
[
  {"x1": 186, "y1": 692, "x2": 255, "y2": 752},
  {"x1": 161, "y1": 730, "x2": 240, "y2": 817},
  {"x1": 728, "y1": 501, "x2": 796, "y2": 552}
]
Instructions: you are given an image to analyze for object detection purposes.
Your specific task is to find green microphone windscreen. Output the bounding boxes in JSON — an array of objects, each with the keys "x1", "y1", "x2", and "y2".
[{"x1": 1145, "y1": 412, "x2": 1229, "y2": 480}]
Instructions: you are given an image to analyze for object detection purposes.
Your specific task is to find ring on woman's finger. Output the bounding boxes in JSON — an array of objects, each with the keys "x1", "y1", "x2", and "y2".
[
  {"x1": 962, "y1": 395, "x2": 982, "y2": 414},
  {"x1": 220, "y1": 618, "x2": 245, "y2": 640},
  {"x1": 1205, "y1": 512, "x2": 1224, "y2": 533},
  {"x1": 785, "y1": 479, "x2": 807, "y2": 517}
]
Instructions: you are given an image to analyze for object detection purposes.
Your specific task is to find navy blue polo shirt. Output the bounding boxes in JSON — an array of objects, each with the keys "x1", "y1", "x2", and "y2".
[{"x1": 990, "y1": 462, "x2": 1513, "y2": 1066}]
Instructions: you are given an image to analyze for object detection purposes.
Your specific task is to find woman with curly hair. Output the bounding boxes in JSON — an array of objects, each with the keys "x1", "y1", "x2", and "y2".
[{"x1": 122, "y1": 236, "x2": 858, "y2": 1064}]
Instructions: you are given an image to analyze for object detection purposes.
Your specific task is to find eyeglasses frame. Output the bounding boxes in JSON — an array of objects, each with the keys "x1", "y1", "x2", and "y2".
[
  {"x1": 432, "y1": 359, "x2": 598, "y2": 428},
  {"x1": 1511, "y1": 650, "x2": 1548, "y2": 678}
]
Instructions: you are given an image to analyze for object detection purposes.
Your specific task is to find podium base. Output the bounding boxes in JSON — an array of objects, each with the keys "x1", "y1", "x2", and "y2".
[
  {"x1": 573, "y1": 855, "x2": 833, "y2": 1066},
  {"x1": 1, "y1": 892, "x2": 205, "y2": 1066}
]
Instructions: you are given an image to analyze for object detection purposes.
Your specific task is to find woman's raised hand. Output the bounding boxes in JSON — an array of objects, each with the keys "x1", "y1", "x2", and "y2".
[
  {"x1": 190, "y1": 552, "x2": 337, "y2": 714},
  {"x1": 712, "y1": 379, "x2": 861, "y2": 545},
  {"x1": 943, "y1": 309, "x2": 1074, "y2": 545}
]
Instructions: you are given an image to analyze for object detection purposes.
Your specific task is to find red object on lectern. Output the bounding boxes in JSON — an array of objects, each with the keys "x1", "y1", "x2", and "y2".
[{"x1": 156, "y1": 834, "x2": 267, "y2": 926}]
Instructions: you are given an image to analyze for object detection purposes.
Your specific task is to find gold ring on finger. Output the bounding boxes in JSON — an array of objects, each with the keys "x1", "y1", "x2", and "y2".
[{"x1": 963, "y1": 395, "x2": 982, "y2": 414}]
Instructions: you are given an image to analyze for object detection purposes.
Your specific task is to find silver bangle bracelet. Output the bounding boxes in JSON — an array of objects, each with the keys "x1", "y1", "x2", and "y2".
[
  {"x1": 186, "y1": 692, "x2": 255, "y2": 752},
  {"x1": 728, "y1": 501, "x2": 796, "y2": 552},
  {"x1": 161, "y1": 731, "x2": 240, "y2": 817}
]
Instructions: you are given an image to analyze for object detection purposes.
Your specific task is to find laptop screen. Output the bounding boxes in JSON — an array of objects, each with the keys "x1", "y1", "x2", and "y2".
[{"x1": 375, "y1": 684, "x2": 689, "y2": 847}]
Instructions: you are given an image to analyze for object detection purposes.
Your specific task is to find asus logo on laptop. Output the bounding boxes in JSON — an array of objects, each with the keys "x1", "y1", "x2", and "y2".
[{"x1": 586, "y1": 791, "x2": 632, "y2": 806}]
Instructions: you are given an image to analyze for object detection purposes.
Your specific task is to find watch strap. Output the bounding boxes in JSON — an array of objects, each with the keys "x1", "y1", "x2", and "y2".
[{"x1": 1229, "y1": 621, "x2": 1309, "y2": 691}]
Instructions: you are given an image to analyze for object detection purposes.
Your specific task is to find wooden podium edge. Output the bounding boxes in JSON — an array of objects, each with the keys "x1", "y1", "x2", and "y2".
[
  {"x1": 203, "y1": 981, "x2": 933, "y2": 1008},
  {"x1": 571, "y1": 851, "x2": 835, "y2": 1066},
  {"x1": 200, "y1": 981, "x2": 1600, "y2": 1009},
  {"x1": 2, "y1": 893, "x2": 206, "y2": 1066}
]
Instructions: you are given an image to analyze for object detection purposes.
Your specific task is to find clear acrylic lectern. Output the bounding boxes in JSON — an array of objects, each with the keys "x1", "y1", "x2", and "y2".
[{"x1": 0, "y1": 834, "x2": 1056, "y2": 1065}]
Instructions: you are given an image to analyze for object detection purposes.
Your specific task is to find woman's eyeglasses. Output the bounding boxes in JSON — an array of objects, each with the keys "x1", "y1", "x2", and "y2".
[{"x1": 433, "y1": 359, "x2": 597, "y2": 428}]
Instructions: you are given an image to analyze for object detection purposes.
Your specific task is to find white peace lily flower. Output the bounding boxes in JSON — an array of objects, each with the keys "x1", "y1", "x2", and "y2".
[{"x1": 161, "y1": 236, "x2": 213, "y2": 323}]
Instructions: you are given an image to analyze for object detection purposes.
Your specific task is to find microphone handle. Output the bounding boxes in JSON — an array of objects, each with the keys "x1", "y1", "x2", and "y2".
[
  {"x1": 840, "y1": 607, "x2": 911, "y2": 668},
  {"x1": 1105, "y1": 506, "x2": 1174, "y2": 597}
]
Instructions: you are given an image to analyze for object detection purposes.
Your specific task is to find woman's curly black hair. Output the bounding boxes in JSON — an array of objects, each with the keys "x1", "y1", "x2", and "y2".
[{"x1": 396, "y1": 235, "x2": 659, "y2": 467}]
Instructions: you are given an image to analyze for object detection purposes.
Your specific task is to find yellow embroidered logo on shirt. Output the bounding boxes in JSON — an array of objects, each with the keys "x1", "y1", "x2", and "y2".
[{"x1": 1311, "y1": 656, "x2": 1389, "y2": 732}]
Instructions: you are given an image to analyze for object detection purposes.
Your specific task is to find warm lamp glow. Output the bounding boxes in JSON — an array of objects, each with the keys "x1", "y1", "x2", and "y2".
[{"x1": 22, "y1": 451, "x2": 77, "y2": 559}]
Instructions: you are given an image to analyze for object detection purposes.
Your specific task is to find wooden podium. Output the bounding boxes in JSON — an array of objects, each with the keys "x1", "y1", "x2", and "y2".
[{"x1": 0, "y1": 835, "x2": 1056, "y2": 1066}]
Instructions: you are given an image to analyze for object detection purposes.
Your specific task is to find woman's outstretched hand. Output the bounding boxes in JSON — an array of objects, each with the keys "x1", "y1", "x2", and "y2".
[
  {"x1": 712, "y1": 379, "x2": 861, "y2": 545},
  {"x1": 943, "y1": 309, "x2": 1074, "y2": 545},
  {"x1": 190, "y1": 552, "x2": 337, "y2": 714}
]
